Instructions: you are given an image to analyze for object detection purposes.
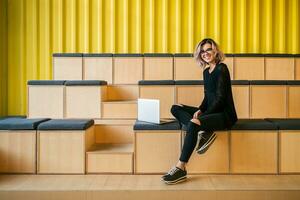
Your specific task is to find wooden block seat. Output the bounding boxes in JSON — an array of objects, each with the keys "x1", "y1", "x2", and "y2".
[
  {"x1": 230, "y1": 119, "x2": 278, "y2": 174},
  {"x1": 27, "y1": 80, "x2": 66, "y2": 118},
  {"x1": 250, "y1": 80, "x2": 287, "y2": 118},
  {"x1": 0, "y1": 117, "x2": 49, "y2": 173},
  {"x1": 144, "y1": 53, "x2": 174, "y2": 80},
  {"x1": 37, "y1": 119, "x2": 95, "y2": 174},
  {"x1": 134, "y1": 120, "x2": 181, "y2": 174},
  {"x1": 139, "y1": 80, "x2": 175, "y2": 119},
  {"x1": 65, "y1": 80, "x2": 107, "y2": 118},
  {"x1": 86, "y1": 143, "x2": 134, "y2": 174},
  {"x1": 53, "y1": 53, "x2": 83, "y2": 80},
  {"x1": 83, "y1": 53, "x2": 113, "y2": 84},
  {"x1": 265, "y1": 118, "x2": 300, "y2": 173}
]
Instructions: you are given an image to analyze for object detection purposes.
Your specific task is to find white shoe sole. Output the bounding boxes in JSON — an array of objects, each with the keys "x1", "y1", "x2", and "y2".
[
  {"x1": 197, "y1": 133, "x2": 217, "y2": 154},
  {"x1": 163, "y1": 176, "x2": 187, "y2": 185}
]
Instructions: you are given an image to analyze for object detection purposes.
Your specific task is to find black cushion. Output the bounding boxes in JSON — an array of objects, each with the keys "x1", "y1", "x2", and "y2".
[
  {"x1": 174, "y1": 53, "x2": 193, "y2": 57},
  {"x1": 53, "y1": 53, "x2": 83, "y2": 57},
  {"x1": 234, "y1": 54, "x2": 264, "y2": 57},
  {"x1": 83, "y1": 53, "x2": 113, "y2": 57},
  {"x1": 231, "y1": 119, "x2": 278, "y2": 130},
  {"x1": 250, "y1": 80, "x2": 287, "y2": 85},
  {"x1": 38, "y1": 119, "x2": 94, "y2": 130},
  {"x1": 264, "y1": 54, "x2": 295, "y2": 57},
  {"x1": 144, "y1": 53, "x2": 173, "y2": 57},
  {"x1": 175, "y1": 80, "x2": 204, "y2": 85},
  {"x1": 133, "y1": 120, "x2": 181, "y2": 130},
  {"x1": 231, "y1": 80, "x2": 250, "y2": 85},
  {"x1": 287, "y1": 81, "x2": 300, "y2": 85},
  {"x1": 113, "y1": 54, "x2": 143, "y2": 57},
  {"x1": 138, "y1": 80, "x2": 175, "y2": 85},
  {"x1": 0, "y1": 118, "x2": 50, "y2": 130},
  {"x1": 65, "y1": 80, "x2": 107, "y2": 86},
  {"x1": 28, "y1": 80, "x2": 66, "y2": 85},
  {"x1": 265, "y1": 119, "x2": 300, "y2": 130}
]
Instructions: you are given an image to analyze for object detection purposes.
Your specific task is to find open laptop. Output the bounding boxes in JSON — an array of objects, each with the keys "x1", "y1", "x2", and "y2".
[{"x1": 137, "y1": 98, "x2": 173, "y2": 124}]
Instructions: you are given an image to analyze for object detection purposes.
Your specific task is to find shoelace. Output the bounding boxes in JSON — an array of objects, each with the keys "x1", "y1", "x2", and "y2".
[{"x1": 167, "y1": 167, "x2": 179, "y2": 175}]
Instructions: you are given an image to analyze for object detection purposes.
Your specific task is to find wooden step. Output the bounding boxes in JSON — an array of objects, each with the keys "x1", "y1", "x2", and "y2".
[
  {"x1": 86, "y1": 144, "x2": 133, "y2": 174},
  {"x1": 102, "y1": 101, "x2": 137, "y2": 119},
  {"x1": 1, "y1": 175, "x2": 300, "y2": 200},
  {"x1": 107, "y1": 85, "x2": 138, "y2": 101},
  {"x1": 95, "y1": 124, "x2": 134, "y2": 144}
]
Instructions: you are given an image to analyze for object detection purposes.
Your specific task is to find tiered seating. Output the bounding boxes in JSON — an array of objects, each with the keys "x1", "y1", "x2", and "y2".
[{"x1": 3, "y1": 53, "x2": 300, "y2": 175}]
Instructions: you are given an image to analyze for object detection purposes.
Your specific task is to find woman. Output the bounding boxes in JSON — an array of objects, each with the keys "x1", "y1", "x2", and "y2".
[{"x1": 162, "y1": 38, "x2": 237, "y2": 184}]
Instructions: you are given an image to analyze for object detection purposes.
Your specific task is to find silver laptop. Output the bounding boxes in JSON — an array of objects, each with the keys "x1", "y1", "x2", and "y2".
[{"x1": 138, "y1": 98, "x2": 173, "y2": 124}]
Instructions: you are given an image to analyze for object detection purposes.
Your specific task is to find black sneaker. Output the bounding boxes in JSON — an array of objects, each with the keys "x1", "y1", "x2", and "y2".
[
  {"x1": 196, "y1": 131, "x2": 217, "y2": 154},
  {"x1": 161, "y1": 167, "x2": 187, "y2": 184}
]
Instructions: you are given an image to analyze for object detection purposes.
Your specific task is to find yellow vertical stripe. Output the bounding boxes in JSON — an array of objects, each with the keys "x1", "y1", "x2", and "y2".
[
  {"x1": 8, "y1": 0, "x2": 26, "y2": 115},
  {"x1": 136, "y1": 0, "x2": 142, "y2": 52},
  {"x1": 39, "y1": 0, "x2": 50, "y2": 79},
  {"x1": 188, "y1": 0, "x2": 194, "y2": 52},
  {"x1": 52, "y1": 0, "x2": 63, "y2": 53},
  {"x1": 213, "y1": 0, "x2": 220, "y2": 44},
  {"x1": 291, "y1": 0, "x2": 299, "y2": 53},
  {"x1": 162, "y1": 0, "x2": 168, "y2": 52},
  {"x1": 65, "y1": 0, "x2": 76, "y2": 52},
  {"x1": 175, "y1": 0, "x2": 181, "y2": 52},
  {"x1": 149, "y1": 0, "x2": 154, "y2": 52},
  {"x1": 91, "y1": 0, "x2": 103, "y2": 52},
  {"x1": 0, "y1": 0, "x2": 8, "y2": 116},
  {"x1": 77, "y1": 0, "x2": 89, "y2": 53},
  {"x1": 200, "y1": 0, "x2": 207, "y2": 40}
]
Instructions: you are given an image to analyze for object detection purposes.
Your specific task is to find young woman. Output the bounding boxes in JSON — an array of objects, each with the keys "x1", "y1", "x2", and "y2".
[{"x1": 162, "y1": 38, "x2": 238, "y2": 184}]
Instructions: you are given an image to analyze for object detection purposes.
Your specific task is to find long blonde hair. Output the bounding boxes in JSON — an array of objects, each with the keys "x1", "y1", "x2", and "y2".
[{"x1": 194, "y1": 38, "x2": 225, "y2": 68}]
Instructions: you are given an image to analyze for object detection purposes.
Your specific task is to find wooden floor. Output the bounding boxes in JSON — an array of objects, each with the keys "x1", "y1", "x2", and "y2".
[{"x1": 0, "y1": 175, "x2": 300, "y2": 200}]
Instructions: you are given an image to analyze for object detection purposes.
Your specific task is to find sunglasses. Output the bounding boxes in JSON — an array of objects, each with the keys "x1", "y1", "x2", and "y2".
[{"x1": 200, "y1": 48, "x2": 213, "y2": 55}]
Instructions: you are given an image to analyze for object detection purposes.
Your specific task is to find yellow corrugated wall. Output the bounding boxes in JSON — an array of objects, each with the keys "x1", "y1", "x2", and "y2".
[
  {"x1": 6, "y1": 0, "x2": 300, "y2": 115},
  {"x1": 0, "y1": 0, "x2": 8, "y2": 117}
]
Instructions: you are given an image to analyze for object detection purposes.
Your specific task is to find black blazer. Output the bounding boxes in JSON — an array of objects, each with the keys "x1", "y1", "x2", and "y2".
[{"x1": 198, "y1": 63, "x2": 238, "y2": 128}]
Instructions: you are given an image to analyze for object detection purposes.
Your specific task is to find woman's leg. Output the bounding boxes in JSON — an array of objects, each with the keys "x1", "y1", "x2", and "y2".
[
  {"x1": 180, "y1": 112, "x2": 227, "y2": 163},
  {"x1": 170, "y1": 104, "x2": 199, "y2": 126}
]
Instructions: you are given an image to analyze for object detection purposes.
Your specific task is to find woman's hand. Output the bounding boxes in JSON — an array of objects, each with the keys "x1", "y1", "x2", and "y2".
[
  {"x1": 191, "y1": 118, "x2": 201, "y2": 125},
  {"x1": 193, "y1": 110, "x2": 202, "y2": 119}
]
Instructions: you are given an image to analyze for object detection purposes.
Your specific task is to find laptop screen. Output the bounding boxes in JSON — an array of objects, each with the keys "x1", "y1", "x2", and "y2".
[{"x1": 137, "y1": 98, "x2": 160, "y2": 124}]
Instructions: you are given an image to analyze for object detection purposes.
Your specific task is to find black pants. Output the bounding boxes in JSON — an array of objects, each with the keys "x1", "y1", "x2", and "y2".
[{"x1": 171, "y1": 104, "x2": 227, "y2": 163}]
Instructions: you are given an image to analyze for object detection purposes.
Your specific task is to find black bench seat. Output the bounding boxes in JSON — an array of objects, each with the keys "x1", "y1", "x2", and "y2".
[{"x1": 38, "y1": 119, "x2": 94, "y2": 130}]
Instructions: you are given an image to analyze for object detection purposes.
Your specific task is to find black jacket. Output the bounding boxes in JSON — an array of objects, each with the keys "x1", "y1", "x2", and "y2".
[{"x1": 198, "y1": 63, "x2": 238, "y2": 128}]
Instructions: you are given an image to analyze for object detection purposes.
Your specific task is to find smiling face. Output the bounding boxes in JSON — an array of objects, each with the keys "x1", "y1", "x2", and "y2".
[{"x1": 200, "y1": 43, "x2": 216, "y2": 64}]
